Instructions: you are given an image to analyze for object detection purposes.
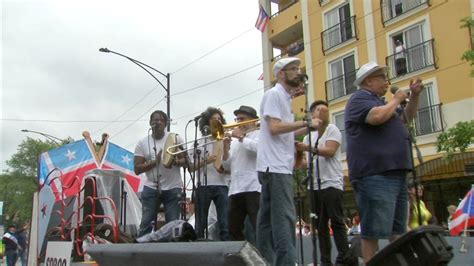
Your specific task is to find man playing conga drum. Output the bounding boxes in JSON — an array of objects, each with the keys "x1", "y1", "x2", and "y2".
[{"x1": 134, "y1": 110, "x2": 187, "y2": 237}]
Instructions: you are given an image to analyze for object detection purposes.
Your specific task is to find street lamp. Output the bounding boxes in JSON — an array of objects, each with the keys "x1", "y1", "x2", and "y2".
[
  {"x1": 99, "y1": 47, "x2": 171, "y2": 131},
  {"x1": 21, "y1": 129, "x2": 66, "y2": 145}
]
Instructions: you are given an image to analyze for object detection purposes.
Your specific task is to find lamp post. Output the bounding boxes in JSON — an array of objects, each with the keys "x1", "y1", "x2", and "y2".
[
  {"x1": 99, "y1": 48, "x2": 171, "y2": 131},
  {"x1": 21, "y1": 129, "x2": 66, "y2": 145}
]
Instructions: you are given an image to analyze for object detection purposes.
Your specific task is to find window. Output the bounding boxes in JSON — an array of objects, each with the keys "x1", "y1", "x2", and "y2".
[
  {"x1": 381, "y1": 0, "x2": 429, "y2": 25},
  {"x1": 322, "y1": 3, "x2": 355, "y2": 52},
  {"x1": 326, "y1": 54, "x2": 356, "y2": 101},
  {"x1": 332, "y1": 111, "x2": 346, "y2": 153},
  {"x1": 387, "y1": 22, "x2": 435, "y2": 78},
  {"x1": 413, "y1": 83, "x2": 443, "y2": 136}
]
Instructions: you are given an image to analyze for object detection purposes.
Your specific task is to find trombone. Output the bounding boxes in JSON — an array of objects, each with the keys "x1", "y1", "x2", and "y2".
[{"x1": 166, "y1": 118, "x2": 259, "y2": 156}]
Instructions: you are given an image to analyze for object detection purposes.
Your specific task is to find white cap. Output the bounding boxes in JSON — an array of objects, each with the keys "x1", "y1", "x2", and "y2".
[
  {"x1": 273, "y1": 57, "x2": 301, "y2": 77},
  {"x1": 353, "y1": 61, "x2": 388, "y2": 87}
]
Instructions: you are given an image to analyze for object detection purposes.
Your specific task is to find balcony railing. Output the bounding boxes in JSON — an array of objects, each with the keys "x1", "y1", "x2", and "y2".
[
  {"x1": 321, "y1": 16, "x2": 357, "y2": 53},
  {"x1": 386, "y1": 39, "x2": 435, "y2": 79},
  {"x1": 414, "y1": 103, "x2": 443, "y2": 136},
  {"x1": 270, "y1": 0, "x2": 299, "y2": 19},
  {"x1": 381, "y1": 0, "x2": 429, "y2": 25},
  {"x1": 325, "y1": 68, "x2": 358, "y2": 102},
  {"x1": 271, "y1": 40, "x2": 305, "y2": 62}
]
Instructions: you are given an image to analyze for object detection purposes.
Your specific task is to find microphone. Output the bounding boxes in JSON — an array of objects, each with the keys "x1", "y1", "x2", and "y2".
[
  {"x1": 298, "y1": 74, "x2": 309, "y2": 85},
  {"x1": 390, "y1": 85, "x2": 409, "y2": 104},
  {"x1": 192, "y1": 112, "x2": 205, "y2": 122},
  {"x1": 203, "y1": 125, "x2": 210, "y2": 135}
]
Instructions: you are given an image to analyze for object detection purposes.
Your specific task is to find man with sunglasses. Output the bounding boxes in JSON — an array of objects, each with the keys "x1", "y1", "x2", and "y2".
[
  {"x1": 256, "y1": 57, "x2": 322, "y2": 265},
  {"x1": 222, "y1": 105, "x2": 260, "y2": 243},
  {"x1": 344, "y1": 61, "x2": 424, "y2": 263}
]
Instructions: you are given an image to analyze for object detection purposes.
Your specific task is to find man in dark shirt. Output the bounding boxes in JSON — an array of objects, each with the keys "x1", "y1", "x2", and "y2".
[
  {"x1": 344, "y1": 61, "x2": 424, "y2": 263},
  {"x1": 2, "y1": 225, "x2": 19, "y2": 266}
]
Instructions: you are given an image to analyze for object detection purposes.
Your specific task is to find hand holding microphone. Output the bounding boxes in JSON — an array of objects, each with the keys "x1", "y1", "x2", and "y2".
[{"x1": 390, "y1": 85, "x2": 409, "y2": 105}]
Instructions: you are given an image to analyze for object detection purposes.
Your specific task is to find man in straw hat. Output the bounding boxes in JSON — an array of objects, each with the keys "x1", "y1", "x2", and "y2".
[
  {"x1": 256, "y1": 57, "x2": 322, "y2": 265},
  {"x1": 344, "y1": 61, "x2": 424, "y2": 263}
]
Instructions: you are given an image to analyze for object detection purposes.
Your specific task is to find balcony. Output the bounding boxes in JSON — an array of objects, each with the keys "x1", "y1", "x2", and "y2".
[
  {"x1": 271, "y1": 40, "x2": 305, "y2": 62},
  {"x1": 386, "y1": 39, "x2": 435, "y2": 79},
  {"x1": 321, "y1": 16, "x2": 357, "y2": 54},
  {"x1": 268, "y1": 1, "x2": 303, "y2": 48},
  {"x1": 414, "y1": 103, "x2": 443, "y2": 136},
  {"x1": 325, "y1": 68, "x2": 357, "y2": 102},
  {"x1": 381, "y1": 0, "x2": 429, "y2": 25}
]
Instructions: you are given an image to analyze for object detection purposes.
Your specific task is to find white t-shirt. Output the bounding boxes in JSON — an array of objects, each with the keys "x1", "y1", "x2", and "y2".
[
  {"x1": 225, "y1": 130, "x2": 261, "y2": 196},
  {"x1": 134, "y1": 132, "x2": 183, "y2": 190},
  {"x1": 303, "y1": 124, "x2": 344, "y2": 191},
  {"x1": 188, "y1": 136, "x2": 229, "y2": 186},
  {"x1": 256, "y1": 83, "x2": 295, "y2": 174}
]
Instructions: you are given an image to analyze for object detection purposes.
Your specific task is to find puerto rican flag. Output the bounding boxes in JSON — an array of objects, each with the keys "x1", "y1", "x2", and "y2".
[
  {"x1": 449, "y1": 185, "x2": 474, "y2": 236},
  {"x1": 101, "y1": 142, "x2": 142, "y2": 192},
  {"x1": 255, "y1": 4, "x2": 269, "y2": 33},
  {"x1": 38, "y1": 139, "x2": 98, "y2": 200}
]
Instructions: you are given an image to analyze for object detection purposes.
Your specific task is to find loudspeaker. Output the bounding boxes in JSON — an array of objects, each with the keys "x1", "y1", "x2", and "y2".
[
  {"x1": 367, "y1": 225, "x2": 454, "y2": 266},
  {"x1": 88, "y1": 241, "x2": 267, "y2": 266}
]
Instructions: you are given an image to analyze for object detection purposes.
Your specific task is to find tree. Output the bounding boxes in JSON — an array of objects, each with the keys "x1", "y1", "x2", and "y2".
[
  {"x1": 1, "y1": 137, "x2": 60, "y2": 225},
  {"x1": 5, "y1": 137, "x2": 60, "y2": 178},
  {"x1": 436, "y1": 120, "x2": 474, "y2": 160},
  {"x1": 460, "y1": 17, "x2": 474, "y2": 76}
]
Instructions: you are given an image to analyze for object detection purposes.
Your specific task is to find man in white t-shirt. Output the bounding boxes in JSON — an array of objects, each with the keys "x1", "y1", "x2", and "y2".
[
  {"x1": 134, "y1": 110, "x2": 186, "y2": 237},
  {"x1": 296, "y1": 100, "x2": 356, "y2": 266},
  {"x1": 256, "y1": 57, "x2": 322, "y2": 266},
  {"x1": 222, "y1": 105, "x2": 260, "y2": 242}
]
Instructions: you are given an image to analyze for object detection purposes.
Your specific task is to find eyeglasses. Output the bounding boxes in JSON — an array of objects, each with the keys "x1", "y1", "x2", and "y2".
[
  {"x1": 282, "y1": 66, "x2": 300, "y2": 72},
  {"x1": 369, "y1": 74, "x2": 389, "y2": 81}
]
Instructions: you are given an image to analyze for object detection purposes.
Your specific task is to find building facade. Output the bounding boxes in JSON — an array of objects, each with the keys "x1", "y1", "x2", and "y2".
[{"x1": 259, "y1": 0, "x2": 474, "y2": 225}]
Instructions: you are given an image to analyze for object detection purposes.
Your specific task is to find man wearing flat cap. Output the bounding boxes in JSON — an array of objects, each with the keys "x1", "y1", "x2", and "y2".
[
  {"x1": 222, "y1": 105, "x2": 260, "y2": 243},
  {"x1": 344, "y1": 61, "x2": 424, "y2": 263},
  {"x1": 256, "y1": 57, "x2": 322, "y2": 265}
]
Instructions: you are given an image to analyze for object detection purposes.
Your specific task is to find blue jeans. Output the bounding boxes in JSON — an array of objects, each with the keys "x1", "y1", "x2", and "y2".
[
  {"x1": 256, "y1": 172, "x2": 296, "y2": 266},
  {"x1": 5, "y1": 249, "x2": 18, "y2": 266},
  {"x1": 351, "y1": 174, "x2": 408, "y2": 239},
  {"x1": 195, "y1": 185, "x2": 229, "y2": 241},
  {"x1": 138, "y1": 186, "x2": 182, "y2": 237}
]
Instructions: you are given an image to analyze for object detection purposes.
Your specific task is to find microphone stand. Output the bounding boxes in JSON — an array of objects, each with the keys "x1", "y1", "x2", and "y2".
[
  {"x1": 192, "y1": 119, "x2": 203, "y2": 237},
  {"x1": 202, "y1": 127, "x2": 210, "y2": 239},
  {"x1": 401, "y1": 104, "x2": 423, "y2": 227},
  {"x1": 295, "y1": 169, "x2": 306, "y2": 265},
  {"x1": 300, "y1": 78, "x2": 318, "y2": 265},
  {"x1": 152, "y1": 129, "x2": 162, "y2": 232}
]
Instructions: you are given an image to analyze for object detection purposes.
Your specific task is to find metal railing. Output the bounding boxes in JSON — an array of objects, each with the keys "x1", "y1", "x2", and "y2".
[
  {"x1": 321, "y1": 16, "x2": 357, "y2": 53},
  {"x1": 386, "y1": 39, "x2": 435, "y2": 79},
  {"x1": 271, "y1": 40, "x2": 304, "y2": 62},
  {"x1": 270, "y1": 0, "x2": 299, "y2": 19},
  {"x1": 414, "y1": 103, "x2": 443, "y2": 136},
  {"x1": 325, "y1": 68, "x2": 358, "y2": 102},
  {"x1": 381, "y1": 0, "x2": 429, "y2": 25}
]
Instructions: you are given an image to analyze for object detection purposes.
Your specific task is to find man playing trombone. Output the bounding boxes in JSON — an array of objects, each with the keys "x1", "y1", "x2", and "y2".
[
  {"x1": 222, "y1": 105, "x2": 260, "y2": 243},
  {"x1": 134, "y1": 110, "x2": 187, "y2": 237},
  {"x1": 189, "y1": 107, "x2": 230, "y2": 241}
]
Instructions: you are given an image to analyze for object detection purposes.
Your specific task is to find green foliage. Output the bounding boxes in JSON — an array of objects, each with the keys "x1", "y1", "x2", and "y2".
[
  {"x1": 0, "y1": 173, "x2": 37, "y2": 226},
  {"x1": 460, "y1": 17, "x2": 474, "y2": 77},
  {"x1": 5, "y1": 137, "x2": 59, "y2": 178},
  {"x1": 436, "y1": 120, "x2": 474, "y2": 160}
]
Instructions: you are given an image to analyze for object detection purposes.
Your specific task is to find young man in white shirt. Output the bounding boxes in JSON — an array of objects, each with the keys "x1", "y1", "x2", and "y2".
[
  {"x1": 256, "y1": 57, "x2": 322, "y2": 265},
  {"x1": 134, "y1": 110, "x2": 186, "y2": 237},
  {"x1": 297, "y1": 100, "x2": 356, "y2": 266},
  {"x1": 223, "y1": 105, "x2": 260, "y2": 242}
]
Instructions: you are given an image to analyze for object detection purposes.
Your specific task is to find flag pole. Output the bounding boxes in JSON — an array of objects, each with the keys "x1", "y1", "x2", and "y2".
[{"x1": 460, "y1": 184, "x2": 474, "y2": 253}]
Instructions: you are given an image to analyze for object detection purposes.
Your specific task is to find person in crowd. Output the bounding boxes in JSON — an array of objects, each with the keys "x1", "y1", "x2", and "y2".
[
  {"x1": 345, "y1": 61, "x2": 424, "y2": 263},
  {"x1": 407, "y1": 180, "x2": 436, "y2": 229},
  {"x1": 2, "y1": 225, "x2": 19, "y2": 266}
]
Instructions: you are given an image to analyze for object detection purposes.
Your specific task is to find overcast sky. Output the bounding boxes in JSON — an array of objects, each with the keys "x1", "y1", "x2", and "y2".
[{"x1": 1, "y1": 0, "x2": 267, "y2": 172}]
